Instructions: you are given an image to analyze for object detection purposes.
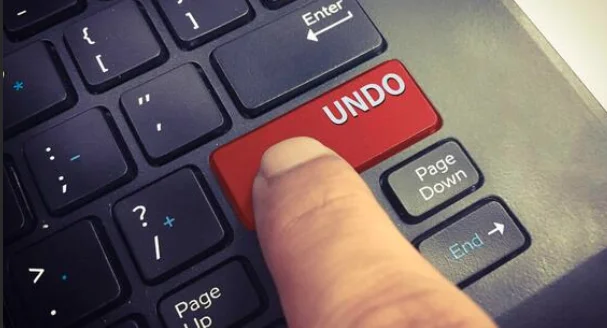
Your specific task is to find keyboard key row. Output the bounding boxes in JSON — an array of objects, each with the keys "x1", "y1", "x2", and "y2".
[
  {"x1": 17, "y1": 110, "x2": 229, "y2": 280},
  {"x1": 382, "y1": 140, "x2": 529, "y2": 287},
  {"x1": 7, "y1": 0, "x2": 249, "y2": 134},
  {"x1": 19, "y1": 60, "x2": 229, "y2": 213},
  {"x1": 5, "y1": 0, "x2": 384, "y2": 139},
  {"x1": 4, "y1": 0, "x2": 255, "y2": 47}
]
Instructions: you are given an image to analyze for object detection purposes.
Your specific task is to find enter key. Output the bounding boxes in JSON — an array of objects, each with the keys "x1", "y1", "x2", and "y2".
[
  {"x1": 417, "y1": 200, "x2": 530, "y2": 287},
  {"x1": 212, "y1": 0, "x2": 384, "y2": 116}
]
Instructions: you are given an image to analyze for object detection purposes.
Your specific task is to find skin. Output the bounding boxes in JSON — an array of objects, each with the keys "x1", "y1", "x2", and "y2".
[{"x1": 253, "y1": 137, "x2": 497, "y2": 328}]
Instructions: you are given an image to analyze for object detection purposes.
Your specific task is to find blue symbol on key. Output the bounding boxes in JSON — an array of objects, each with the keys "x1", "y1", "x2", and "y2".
[
  {"x1": 61, "y1": 274, "x2": 68, "y2": 281},
  {"x1": 164, "y1": 216, "x2": 176, "y2": 228},
  {"x1": 12, "y1": 80, "x2": 24, "y2": 91},
  {"x1": 70, "y1": 154, "x2": 81, "y2": 162}
]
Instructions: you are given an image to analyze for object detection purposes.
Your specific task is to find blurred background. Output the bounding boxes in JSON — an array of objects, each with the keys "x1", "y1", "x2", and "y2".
[{"x1": 515, "y1": 0, "x2": 607, "y2": 110}]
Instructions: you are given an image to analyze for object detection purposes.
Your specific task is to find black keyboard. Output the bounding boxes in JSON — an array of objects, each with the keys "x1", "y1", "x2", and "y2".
[{"x1": 4, "y1": 1, "x2": 607, "y2": 328}]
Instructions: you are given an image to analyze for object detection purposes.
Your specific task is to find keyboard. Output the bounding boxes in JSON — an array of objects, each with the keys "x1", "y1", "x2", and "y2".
[{"x1": 4, "y1": 0, "x2": 607, "y2": 327}]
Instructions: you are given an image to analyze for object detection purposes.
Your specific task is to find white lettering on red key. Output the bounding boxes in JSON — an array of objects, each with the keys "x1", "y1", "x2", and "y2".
[
  {"x1": 322, "y1": 73, "x2": 406, "y2": 125},
  {"x1": 211, "y1": 60, "x2": 441, "y2": 229}
]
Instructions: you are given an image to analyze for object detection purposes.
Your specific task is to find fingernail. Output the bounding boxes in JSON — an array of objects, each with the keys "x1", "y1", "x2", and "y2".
[{"x1": 258, "y1": 137, "x2": 335, "y2": 179}]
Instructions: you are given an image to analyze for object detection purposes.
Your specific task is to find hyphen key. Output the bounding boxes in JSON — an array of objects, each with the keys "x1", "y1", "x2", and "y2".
[{"x1": 211, "y1": 60, "x2": 441, "y2": 229}]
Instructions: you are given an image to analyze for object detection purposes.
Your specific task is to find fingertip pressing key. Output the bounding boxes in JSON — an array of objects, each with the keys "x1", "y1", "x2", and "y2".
[
  {"x1": 251, "y1": 137, "x2": 497, "y2": 328},
  {"x1": 257, "y1": 137, "x2": 337, "y2": 180}
]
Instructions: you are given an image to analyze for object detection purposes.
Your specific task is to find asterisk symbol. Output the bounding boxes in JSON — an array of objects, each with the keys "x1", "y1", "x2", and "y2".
[{"x1": 13, "y1": 81, "x2": 24, "y2": 91}]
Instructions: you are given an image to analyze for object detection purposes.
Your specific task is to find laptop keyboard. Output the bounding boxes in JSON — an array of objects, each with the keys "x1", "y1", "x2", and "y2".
[{"x1": 3, "y1": 1, "x2": 531, "y2": 327}]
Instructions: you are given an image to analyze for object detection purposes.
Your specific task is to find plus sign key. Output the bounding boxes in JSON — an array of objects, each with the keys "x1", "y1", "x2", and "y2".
[{"x1": 114, "y1": 168, "x2": 226, "y2": 282}]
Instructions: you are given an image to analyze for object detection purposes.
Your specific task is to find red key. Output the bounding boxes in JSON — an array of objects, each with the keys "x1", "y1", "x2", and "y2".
[{"x1": 211, "y1": 60, "x2": 441, "y2": 229}]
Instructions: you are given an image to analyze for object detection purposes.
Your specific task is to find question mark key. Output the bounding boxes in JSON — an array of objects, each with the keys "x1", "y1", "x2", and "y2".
[{"x1": 113, "y1": 168, "x2": 225, "y2": 282}]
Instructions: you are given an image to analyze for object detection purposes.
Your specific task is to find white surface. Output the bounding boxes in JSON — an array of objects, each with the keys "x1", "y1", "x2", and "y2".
[{"x1": 514, "y1": 0, "x2": 607, "y2": 112}]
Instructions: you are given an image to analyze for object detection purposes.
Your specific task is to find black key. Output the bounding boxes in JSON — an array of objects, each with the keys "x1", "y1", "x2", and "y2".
[
  {"x1": 4, "y1": 0, "x2": 85, "y2": 40},
  {"x1": 4, "y1": 166, "x2": 32, "y2": 243},
  {"x1": 3, "y1": 42, "x2": 76, "y2": 137},
  {"x1": 64, "y1": 0, "x2": 167, "y2": 92},
  {"x1": 7, "y1": 220, "x2": 122, "y2": 328},
  {"x1": 120, "y1": 64, "x2": 228, "y2": 164},
  {"x1": 159, "y1": 260, "x2": 262, "y2": 328},
  {"x1": 417, "y1": 200, "x2": 530, "y2": 287},
  {"x1": 24, "y1": 108, "x2": 133, "y2": 215},
  {"x1": 213, "y1": 0, "x2": 384, "y2": 117},
  {"x1": 156, "y1": 0, "x2": 252, "y2": 49},
  {"x1": 266, "y1": 319, "x2": 288, "y2": 328},
  {"x1": 383, "y1": 140, "x2": 482, "y2": 223},
  {"x1": 110, "y1": 318, "x2": 143, "y2": 328},
  {"x1": 262, "y1": 0, "x2": 297, "y2": 10},
  {"x1": 114, "y1": 168, "x2": 225, "y2": 282}
]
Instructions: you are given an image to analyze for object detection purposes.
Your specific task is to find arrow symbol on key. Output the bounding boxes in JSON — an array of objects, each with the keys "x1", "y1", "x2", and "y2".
[
  {"x1": 307, "y1": 11, "x2": 354, "y2": 42},
  {"x1": 29, "y1": 268, "x2": 45, "y2": 284},
  {"x1": 487, "y1": 222, "x2": 505, "y2": 236}
]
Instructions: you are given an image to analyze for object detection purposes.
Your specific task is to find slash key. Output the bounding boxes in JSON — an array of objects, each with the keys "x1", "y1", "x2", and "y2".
[{"x1": 113, "y1": 169, "x2": 225, "y2": 282}]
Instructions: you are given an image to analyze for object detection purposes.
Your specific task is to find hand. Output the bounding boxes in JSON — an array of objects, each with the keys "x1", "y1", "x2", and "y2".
[{"x1": 253, "y1": 137, "x2": 496, "y2": 328}]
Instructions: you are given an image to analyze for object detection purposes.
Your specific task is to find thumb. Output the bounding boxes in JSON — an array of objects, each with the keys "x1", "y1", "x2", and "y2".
[{"x1": 253, "y1": 137, "x2": 496, "y2": 328}]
